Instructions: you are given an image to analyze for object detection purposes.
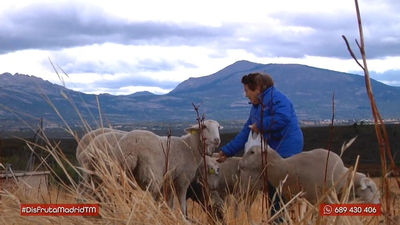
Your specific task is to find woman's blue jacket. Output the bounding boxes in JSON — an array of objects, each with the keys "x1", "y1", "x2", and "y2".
[{"x1": 221, "y1": 86, "x2": 303, "y2": 158}]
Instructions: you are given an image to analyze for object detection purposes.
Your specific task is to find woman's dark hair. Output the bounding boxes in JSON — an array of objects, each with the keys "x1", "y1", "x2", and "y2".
[{"x1": 241, "y1": 72, "x2": 274, "y2": 91}]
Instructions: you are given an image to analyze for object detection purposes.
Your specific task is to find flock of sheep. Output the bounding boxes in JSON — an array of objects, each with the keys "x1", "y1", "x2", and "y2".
[{"x1": 75, "y1": 119, "x2": 380, "y2": 224}]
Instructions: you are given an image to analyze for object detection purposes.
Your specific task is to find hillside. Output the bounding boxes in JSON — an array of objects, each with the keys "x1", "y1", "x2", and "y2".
[{"x1": 1, "y1": 61, "x2": 400, "y2": 130}]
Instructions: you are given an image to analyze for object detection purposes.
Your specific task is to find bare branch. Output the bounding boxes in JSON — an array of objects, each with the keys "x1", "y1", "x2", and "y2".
[
  {"x1": 355, "y1": 39, "x2": 362, "y2": 51},
  {"x1": 191, "y1": 103, "x2": 211, "y2": 217},
  {"x1": 341, "y1": 35, "x2": 364, "y2": 70},
  {"x1": 345, "y1": 1, "x2": 400, "y2": 223}
]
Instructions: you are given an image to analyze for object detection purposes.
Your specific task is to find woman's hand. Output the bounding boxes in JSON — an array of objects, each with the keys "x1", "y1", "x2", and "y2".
[
  {"x1": 250, "y1": 123, "x2": 259, "y2": 133},
  {"x1": 216, "y1": 150, "x2": 227, "y2": 163}
]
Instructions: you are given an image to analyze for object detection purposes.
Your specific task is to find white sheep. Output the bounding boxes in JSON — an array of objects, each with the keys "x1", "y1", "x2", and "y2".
[
  {"x1": 188, "y1": 156, "x2": 259, "y2": 225},
  {"x1": 186, "y1": 155, "x2": 221, "y2": 205},
  {"x1": 76, "y1": 128, "x2": 119, "y2": 167},
  {"x1": 117, "y1": 120, "x2": 222, "y2": 216},
  {"x1": 76, "y1": 129, "x2": 127, "y2": 195},
  {"x1": 208, "y1": 157, "x2": 242, "y2": 221},
  {"x1": 239, "y1": 146, "x2": 380, "y2": 205},
  {"x1": 76, "y1": 129, "x2": 127, "y2": 172}
]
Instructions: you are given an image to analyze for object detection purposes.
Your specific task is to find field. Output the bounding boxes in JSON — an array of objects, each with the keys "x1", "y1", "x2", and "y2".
[
  {"x1": 1, "y1": 124, "x2": 399, "y2": 224},
  {"x1": 0, "y1": 175, "x2": 399, "y2": 224},
  {"x1": 2, "y1": 124, "x2": 400, "y2": 175}
]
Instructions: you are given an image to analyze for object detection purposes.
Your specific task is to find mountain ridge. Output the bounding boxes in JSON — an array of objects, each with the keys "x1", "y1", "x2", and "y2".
[{"x1": 1, "y1": 61, "x2": 399, "y2": 130}]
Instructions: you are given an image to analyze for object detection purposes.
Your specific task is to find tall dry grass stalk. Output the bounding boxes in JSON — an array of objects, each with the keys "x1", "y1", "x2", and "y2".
[
  {"x1": 162, "y1": 129, "x2": 172, "y2": 203},
  {"x1": 258, "y1": 88, "x2": 270, "y2": 220},
  {"x1": 342, "y1": 0, "x2": 400, "y2": 224},
  {"x1": 192, "y1": 103, "x2": 211, "y2": 217}
]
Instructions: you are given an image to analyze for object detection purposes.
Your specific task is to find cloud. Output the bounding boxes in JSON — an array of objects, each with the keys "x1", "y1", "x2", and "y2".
[
  {"x1": 251, "y1": 8, "x2": 400, "y2": 59},
  {"x1": 231, "y1": 0, "x2": 400, "y2": 60},
  {"x1": 51, "y1": 55, "x2": 195, "y2": 75},
  {"x1": 1, "y1": 0, "x2": 400, "y2": 94},
  {"x1": 48, "y1": 55, "x2": 185, "y2": 93},
  {"x1": 0, "y1": 2, "x2": 234, "y2": 54},
  {"x1": 62, "y1": 70, "x2": 179, "y2": 95},
  {"x1": 369, "y1": 69, "x2": 400, "y2": 86},
  {"x1": 2, "y1": 0, "x2": 399, "y2": 61},
  {"x1": 79, "y1": 74, "x2": 179, "y2": 90},
  {"x1": 70, "y1": 84, "x2": 172, "y2": 95}
]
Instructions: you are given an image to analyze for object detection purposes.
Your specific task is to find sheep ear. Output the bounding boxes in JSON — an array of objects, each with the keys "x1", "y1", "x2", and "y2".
[
  {"x1": 208, "y1": 167, "x2": 215, "y2": 175},
  {"x1": 185, "y1": 126, "x2": 199, "y2": 134},
  {"x1": 219, "y1": 125, "x2": 224, "y2": 130},
  {"x1": 185, "y1": 128, "x2": 197, "y2": 134}
]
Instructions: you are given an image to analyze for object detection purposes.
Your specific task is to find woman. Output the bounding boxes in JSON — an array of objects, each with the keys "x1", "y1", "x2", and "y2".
[
  {"x1": 216, "y1": 72, "x2": 303, "y2": 218},
  {"x1": 217, "y1": 72, "x2": 303, "y2": 161}
]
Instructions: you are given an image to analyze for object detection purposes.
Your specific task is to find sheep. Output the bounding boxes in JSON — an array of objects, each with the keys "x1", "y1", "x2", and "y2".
[
  {"x1": 76, "y1": 128, "x2": 119, "y2": 167},
  {"x1": 353, "y1": 172, "x2": 380, "y2": 204},
  {"x1": 187, "y1": 156, "x2": 259, "y2": 225},
  {"x1": 239, "y1": 146, "x2": 380, "y2": 205},
  {"x1": 116, "y1": 120, "x2": 222, "y2": 216},
  {"x1": 76, "y1": 128, "x2": 127, "y2": 172},
  {"x1": 186, "y1": 155, "x2": 221, "y2": 206},
  {"x1": 76, "y1": 129, "x2": 128, "y2": 196}
]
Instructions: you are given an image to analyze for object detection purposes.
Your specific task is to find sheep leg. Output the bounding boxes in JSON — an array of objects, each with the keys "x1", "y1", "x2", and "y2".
[
  {"x1": 175, "y1": 181, "x2": 189, "y2": 217},
  {"x1": 76, "y1": 171, "x2": 89, "y2": 196},
  {"x1": 179, "y1": 189, "x2": 188, "y2": 217},
  {"x1": 76, "y1": 181, "x2": 86, "y2": 202},
  {"x1": 166, "y1": 186, "x2": 175, "y2": 209},
  {"x1": 76, "y1": 173, "x2": 93, "y2": 197}
]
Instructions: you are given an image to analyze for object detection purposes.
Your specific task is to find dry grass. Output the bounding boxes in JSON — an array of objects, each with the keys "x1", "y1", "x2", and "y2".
[
  {"x1": 1, "y1": 110, "x2": 399, "y2": 225},
  {"x1": 1, "y1": 99, "x2": 398, "y2": 225},
  {"x1": 1, "y1": 88, "x2": 398, "y2": 225},
  {"x1": 1, "y1": 179, "x2": 398, "y2": 225},
  {"x1": 1, "y1": 137, "x2": 398, "y2": 225}
]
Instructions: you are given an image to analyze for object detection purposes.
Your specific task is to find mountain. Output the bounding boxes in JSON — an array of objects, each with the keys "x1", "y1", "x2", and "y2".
[
  {"x1": 129, "y1": 91, "x2": 155, "y2": 97},
  {"x1": 169, "y1": 60, "x2": 400, "y2": 120},
  {"x1": 1, "y1": 61, "x2": 400, "y2": 131}
]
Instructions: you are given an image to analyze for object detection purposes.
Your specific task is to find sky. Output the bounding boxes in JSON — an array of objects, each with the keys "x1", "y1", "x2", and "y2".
[{"x1": 0, "y1": 0, "x2": 399, "y2": 95}]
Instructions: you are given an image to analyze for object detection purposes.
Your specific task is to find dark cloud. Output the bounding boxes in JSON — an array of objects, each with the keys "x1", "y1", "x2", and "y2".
[
  {"x1": 204, "y1": 12, "x2": 361, "y2": 59},
  {"x1": 1, "y1": 1, "x2": 399, "y2": 61},
  {"x1": 0, "y1": 3, "x2": 233, "y2": 54},
  {"x1": 48, "y1": 54, "x2": 196, "y2": 74},
  {"x1": 349, "y1": 69, "x2": 400, "y2": 87},
  {"x1": 134, "y1": 59, "x2": 196, "y2": 72},
  {"x1": 369, "y1": 70, "x2": 400, "y2": 86},
  {"x1": 236, "y1": 8, "x2": 400, "y2": 59},
  {"x1": 49, "y1": 55, "x2": 185, "y2": 90}
]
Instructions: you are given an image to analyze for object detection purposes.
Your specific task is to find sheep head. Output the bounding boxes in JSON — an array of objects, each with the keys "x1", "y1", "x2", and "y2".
[
  {"x1": 238, "y1": 146, "x2": 265, "y2": 192},
  {"x1": 185, "y1": 119, "x2": 222, "y2": 156},
  {"x1": 198, "y1": 156, "x2": 220, "y2": 190},
  {"x1": 239, "y1": 145, "x2": 284, "y2": 192},
  {"x1": 244, "y1": 130, "x2": 262, "y2": 154},
  {"x1": 239, "y1": 146, "x2": 262, "y2": 171},
  {"x1": 355, "y1": 175, "x2": 380, "y2": 204},
  {"x1": 239, "y1": 145, "x2": 279, "y2": 171},
  {"x1": 205, "y1": 155, "x2": 220, "y2": 176}
]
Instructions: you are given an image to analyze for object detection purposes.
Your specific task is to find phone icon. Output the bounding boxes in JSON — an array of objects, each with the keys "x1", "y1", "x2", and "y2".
[{"x1": 323, "y1": 205, "x2": 333, "y2": 215}]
